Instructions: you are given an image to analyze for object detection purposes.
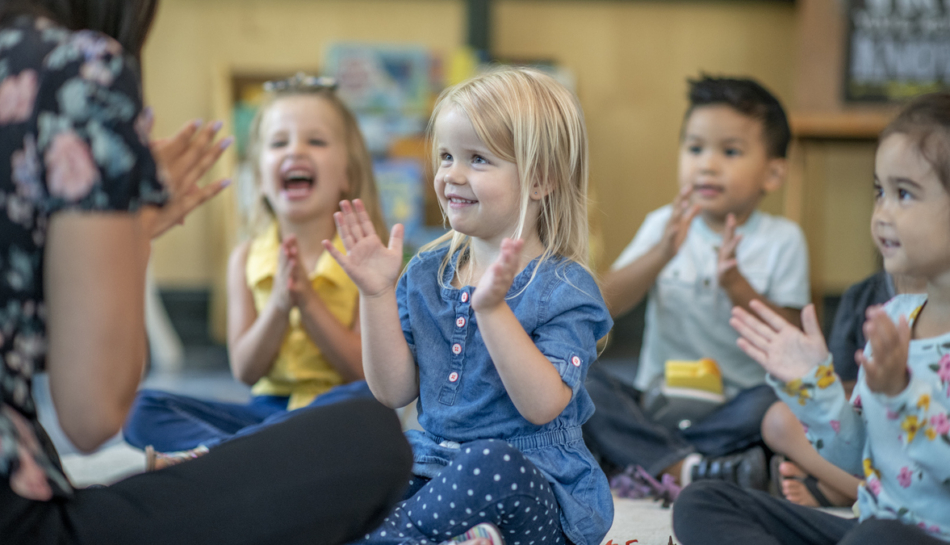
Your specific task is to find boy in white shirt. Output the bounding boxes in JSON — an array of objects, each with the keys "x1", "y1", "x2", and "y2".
[{"x1": 585, "y1": 76, "x2": 809, "y2": 491}]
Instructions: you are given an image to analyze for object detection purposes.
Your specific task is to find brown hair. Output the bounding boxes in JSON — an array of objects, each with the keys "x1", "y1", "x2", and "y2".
[
  {"x1": 0, "y1": 0, "x2": 158, "y2": 62},
  {"x1": 879, "y1": 92, "x2": 950, "y2": 189}
]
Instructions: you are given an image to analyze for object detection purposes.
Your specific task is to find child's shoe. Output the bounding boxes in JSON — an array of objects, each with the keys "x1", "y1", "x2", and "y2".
[
  {"x1": 145, "y1": 445, "x2": 209, "y2": 472},
  {"x1": 690, "y1": 445, "x2": 768, "y2": 491},
  {"x1": 442, "y1": 522, "x2": 505, "y2": 545}
]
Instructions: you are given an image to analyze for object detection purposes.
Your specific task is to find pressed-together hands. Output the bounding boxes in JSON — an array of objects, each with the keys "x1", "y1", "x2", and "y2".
[
  {"x1": 324, "y1": 199, "x2": 404, "y2": 297},
  {"x1": 731, "y1": 300, "x2": 910, "y2": 395},
  {"x1": 272, "y1": 235, "x2": 317, "y2": 312},
  {"x1": 143, "y1": 117, "x2": 233, "y2": 239}
]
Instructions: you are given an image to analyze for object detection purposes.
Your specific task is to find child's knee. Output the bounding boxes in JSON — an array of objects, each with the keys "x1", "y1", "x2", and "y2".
[{"x1": 760, "y1": 401, "x2": 796, "y2": 448}]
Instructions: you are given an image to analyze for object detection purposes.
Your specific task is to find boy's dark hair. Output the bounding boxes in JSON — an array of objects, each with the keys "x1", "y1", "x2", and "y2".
[
  {"x1": 685, "y1": 75, "x2": 791, "y2": 159},
  {"x1": 879, "y1": 92, "x2": 950, "y2": 190},
  {"x1": 0, "y1": 0, "x2": 158, "y2": 62}
]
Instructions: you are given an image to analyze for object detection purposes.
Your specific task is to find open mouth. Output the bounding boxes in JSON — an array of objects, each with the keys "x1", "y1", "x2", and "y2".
[
  {"x1": 281, "y1": 169, "x2": 314, "y2": 200},
  {"x1": 876, "y1": 236, "x2": 901, "y2": 255}
]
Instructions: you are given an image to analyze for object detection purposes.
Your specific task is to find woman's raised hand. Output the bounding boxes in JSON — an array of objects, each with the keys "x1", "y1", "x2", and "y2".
[
  {"x1": 324, "y1": 199, "x2": 404, "y2": 297},
  {"x1": 730, "y1": 301, "x2": 829, "y2": 383},
  {"x1": 145, "y1": 118, "x2": 233, "y2": 239}
]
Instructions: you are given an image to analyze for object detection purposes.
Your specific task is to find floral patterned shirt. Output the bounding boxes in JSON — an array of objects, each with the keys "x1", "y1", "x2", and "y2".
[
  {"x1": 0, "y1": 16, "x2": 165, "y2": 499},
  {"x1": 769, "y1": 293, "x2": 950, "y2": 541}
]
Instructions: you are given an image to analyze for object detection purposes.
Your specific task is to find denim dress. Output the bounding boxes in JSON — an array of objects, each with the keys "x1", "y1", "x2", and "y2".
[{"x1": 397, "y1": 247, "x2": 614, "y2": 545}]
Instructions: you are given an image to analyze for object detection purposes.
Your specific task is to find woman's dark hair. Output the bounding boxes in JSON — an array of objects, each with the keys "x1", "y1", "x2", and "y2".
[
  {"x1": 684, "y1": 75, "x2": 791, "y2": 159},
  {"x1": 0, "y1": 0, "x2": 158, "y2": 61},
  {"x1": 879, "y1": 92, "x2": 950, "y2": 190}
]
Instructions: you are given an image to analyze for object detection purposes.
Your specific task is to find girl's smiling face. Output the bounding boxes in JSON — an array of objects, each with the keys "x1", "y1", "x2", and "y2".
[
  {"x1": 872, "y1": 133, "x2": 950, "y2": 281},
  {"x1": 433, "y1": 106, "x2": 539, "y2": 247},
  {"x1": 259, "y1": 95, "x2": 349, "y2": 224}
]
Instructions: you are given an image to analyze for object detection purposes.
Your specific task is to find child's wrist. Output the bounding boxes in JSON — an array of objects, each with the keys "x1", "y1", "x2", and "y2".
[{"x1": 718, "y1": 265, "x2": 742, "y2": 289}]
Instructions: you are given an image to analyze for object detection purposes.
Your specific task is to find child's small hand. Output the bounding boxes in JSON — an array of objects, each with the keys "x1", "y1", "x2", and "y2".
[
  {"x1": 271, "y1": 237, "x2": 296, "y2": 312},
  {"x1": 282, "y1": 236, "x2": 316, "y2": 308},
  {"x1": 324, "y1": 199, "x2": 404, "y2": 298},
  {"x1": 730, "y1": 301, "x2": 828, "y2": 383},
  {"x1": 472, "y1": 238, "x2": 524, "y2": 312},
  {"x1": 659, "y1": 185, "x2": 700, "y2": 259},
  {"x1": 856, "y1": 306, "x2": 910, "y2": 396},
  {"x1": 716, "y1": 213, "x2": 743, "y2": 286}
]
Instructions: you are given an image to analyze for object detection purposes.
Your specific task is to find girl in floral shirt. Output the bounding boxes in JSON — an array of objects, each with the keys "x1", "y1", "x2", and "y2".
[{"x1": 673, "y1": 93, "x2": 950, "y2": 545}]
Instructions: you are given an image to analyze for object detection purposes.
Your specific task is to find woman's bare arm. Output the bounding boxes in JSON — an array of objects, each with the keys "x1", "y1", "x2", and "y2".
[{"x1": 44, "y1": 212, "x2": 149, "y2": 453}]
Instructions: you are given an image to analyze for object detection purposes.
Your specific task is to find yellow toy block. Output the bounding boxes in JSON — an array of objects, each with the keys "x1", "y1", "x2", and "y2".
[{"x1": 664, "y1": 358, "x2": 723, "y2": 395}]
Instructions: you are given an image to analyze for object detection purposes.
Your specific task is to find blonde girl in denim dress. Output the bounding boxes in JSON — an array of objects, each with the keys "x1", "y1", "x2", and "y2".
[{"x1": 326, "y1": 67, "x2": 613, "y2": 545}]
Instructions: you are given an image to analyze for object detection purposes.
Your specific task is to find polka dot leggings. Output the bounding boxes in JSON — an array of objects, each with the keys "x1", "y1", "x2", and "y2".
[{"x1": 361, "y1": 439, "x2": 565, "y2": 545}]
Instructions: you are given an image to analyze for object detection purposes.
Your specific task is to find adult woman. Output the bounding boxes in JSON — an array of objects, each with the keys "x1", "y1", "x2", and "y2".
[{"x1": 0, "y1": 1, "x2": 411, "y2": 543}]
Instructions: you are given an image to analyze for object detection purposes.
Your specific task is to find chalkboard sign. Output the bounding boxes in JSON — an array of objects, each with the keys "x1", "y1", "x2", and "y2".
[{"x1": 845, "y1": 0, "x2": 950, "y2": 102}]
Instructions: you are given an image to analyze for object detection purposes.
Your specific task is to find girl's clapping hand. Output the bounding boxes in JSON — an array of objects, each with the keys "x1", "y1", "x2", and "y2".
[
  {"x1": 272, "y1": 235, "x2": 297, "y2": 312},
  {"x1": 325, "y1": 199, "x2": 404, "y2": 297},
  {"x1": 281, "y1": 235, "x2": 316, "y2": 309},
  {"x1": 855, "y1": 306, "x2": 910, "y2": 396},
  {"x1": 472, "y1": 238, "x2": 524, "y2": 313},
  {"x1": 730, "y1": 301, "x2": 829, "y2": 383}
]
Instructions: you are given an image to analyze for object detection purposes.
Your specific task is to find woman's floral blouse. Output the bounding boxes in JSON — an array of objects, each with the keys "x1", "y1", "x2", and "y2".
[
  {"x1": 0, "y1": 16, "x2": 165, "y2": 500},
  {"x1": 769, "y1": 293, "x2": 950, "y2": 541}
]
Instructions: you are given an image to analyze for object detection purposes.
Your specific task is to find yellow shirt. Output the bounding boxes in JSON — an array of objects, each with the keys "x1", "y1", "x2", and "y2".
[{"x1": 245, "y1": 223, "x2": 358, "y2": 410}]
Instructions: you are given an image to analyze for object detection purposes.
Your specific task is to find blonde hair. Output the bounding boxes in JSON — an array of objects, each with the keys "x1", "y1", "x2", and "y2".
[
  {"x1": 242, "y1": 87, "x2": 388, "y2": 243},
  {"x1": 422, "y1": 66, "x2": 591, "y2": 283}
]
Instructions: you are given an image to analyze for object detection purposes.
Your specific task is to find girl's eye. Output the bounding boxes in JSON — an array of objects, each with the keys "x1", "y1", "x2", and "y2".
[
  {"x1": 724, "y1": 148, "x2": 742, "y2": 157},
  {"x1": 269, "y1": 140, "x2": 287, "y2": 149},
  {"x1": 309, "y1": 138, "x2": 327, "y2": 147},
  {"x1": 873, "y1": 184, "x2": 883, "y2": 199},
  {"x1": 688, "y1": 145, "x2": 701, "y2": 155},
  {"x1": 472, "y1": 155, "x2": 487, "y2": 165},
  {"x1": 898, "y1": 188, "x2": 912, "y2": 200},
  {"x1": 441, "y1": 152, "x2": 452, "y2": 162}
]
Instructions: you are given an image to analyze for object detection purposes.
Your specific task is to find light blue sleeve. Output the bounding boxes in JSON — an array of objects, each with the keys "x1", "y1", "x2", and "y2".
[
  {"x1": 875, "y1": 358, "x2": 950, "y2": 487},
  {"x1": 767, "y1": 358, "x2": 866, "y2": 476}
]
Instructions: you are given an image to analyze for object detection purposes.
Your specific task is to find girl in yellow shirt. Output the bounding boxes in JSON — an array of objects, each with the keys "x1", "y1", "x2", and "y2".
[{"x1": 123, "y1": 74, "x2": 389, "y2": 462}]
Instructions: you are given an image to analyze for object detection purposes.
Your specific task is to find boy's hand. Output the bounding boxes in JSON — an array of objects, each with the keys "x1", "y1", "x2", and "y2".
[
  {"x1": 324, "y1": 199, "x2": 404, "y2": 298},
  {"x1": 282, "y1": 236, "x2": 316, "y2": 308},
  {"x1": 659, "y1": 185, "x2": 700, "y2": 259},
  {"x1": 730, "y1": 301, "x2": 828, "y2": 383},
  {"x1": 856, "y1": 306, "x2": 910, "y2": 396},
  {"x1": 716, "y1": 213, "x2": 744, "y2": 287},
  {"x1": 472, "y1": 238, "x2": 523, "y2": 313}
]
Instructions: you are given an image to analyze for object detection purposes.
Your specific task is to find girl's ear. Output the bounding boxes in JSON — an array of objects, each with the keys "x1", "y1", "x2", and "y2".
[
  {"x1": 530, "y1": 180, "x2": 552, "y2": 201},
  {"x1": 762, "y1": 157, "x2": 787, "y2": 194}
]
